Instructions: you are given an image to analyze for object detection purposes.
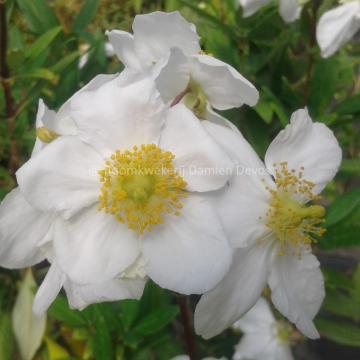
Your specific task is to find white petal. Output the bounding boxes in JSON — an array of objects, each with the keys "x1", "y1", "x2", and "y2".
[
  {"x1": 316, "y1": 2, "x2": 360, "y2": 58},
  {"x1": 142, "y1": 193, "x2": 232, "y2": 295},
  {"x1": 203, "y1": 120, "x2": 271, "y2": 247},
  {"x1": 233, "y1": 297, "x2": 275, "y2": 333},
  {"x1": 17, "y1": 136, "x2": 103, "y2": 219},
  {"x1": 268, "y1": 250, "x2": 325, "y2": 339},
  {"x1": 191, "y1": 55, "x2": 259, "y2": 109},
  {"x1": 0, "y1": 188, "x2": 50, "y2": 268},
  {"x1": 133, "y1": 11, "x2": 200, "y2": 66},
  {"x1": 279, "y1": 0, "x2": 302, "y2": 23},
  {"x1": 54, "y1": 204, "x2": 140, "y2": 285},
  {"x1": 64, "y1": 277, "x2": 146, "y2": 310},
  {"x1": 264, "y1": 109, "x2": 342, "y2": 195},
  {"x1": 155, "y1": 47, "x2": 190, "y2": 103},
  {"x1": 239, "y1": 0, "x2": 271, "y2": 17},
  {"x1": 106, "y1": 30, "x2": 144, "y2": 70},
  {"x1": 160, "y1": 104, "x2": 234, "y2": 192},
  {"x1": 33, "y1": 263, "x2": 65, "y2": 316},
  {"x1": 233, "y1": 332, "x2": 274, "y2": 360},
  {"x1": 70, "y1": 76, "x2": 165, "y2": 155},
  {"x1": 205, "y1": 105, "x2": 242, "y2": 133},
  {"x1": 194, "y1": 243, "x2": 272, "y2": 339}
]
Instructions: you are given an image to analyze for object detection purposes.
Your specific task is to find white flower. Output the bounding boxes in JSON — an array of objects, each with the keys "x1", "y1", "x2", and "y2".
[
  {"x1": 239, "y1": 0, "x2": 302, "y2": 23},
  {"x1": 107, "y1": 11, "x2": 258, "y2": 122},
  {"x1": 0, "y1": 74, "x2": 148, "y2": 314},
  {"x1": 233, "y1": 298, "x2": 294, "y2": 360},
  {"x1": 194, "y1": 109, "x2": 342, "y2": 339},
  {"x1": 15, "y1": 75, "x2": 234, "y2": 301},
  {"x1": 316, "y1": 1, "x2": 360, "y2": 58}
]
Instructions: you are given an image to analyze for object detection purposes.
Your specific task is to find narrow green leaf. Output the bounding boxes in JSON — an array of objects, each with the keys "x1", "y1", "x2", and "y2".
[
  {"x1": 0, "y1": 312, "x2": 15, "y2": 360},
  {"x1": 92, "y1": 306, "x2": 113, "y2": 360},
  {"x1": 16, "y1": 68, "x2": 59, "y2": 84},
  {"x1": 48, "y1": 297, "x2": 87, "y2": 328},
  {"x1": 50, "y1": 51, "x2": 81, "y2": 74},
  {"x1": 133, "y1": 305, "x2": 179, "y2": 336},
  {"x1": 25, "y1": 26, "x2": 62, "y2": 62},
  {"x1": 73, "y1": 0, "x2": 100, "y2": 33},
  {"x1": 316, "y1": 318, "x2": 360, "y2": 347},
  {"x1": 16, "y1": 0, "x2": 58, "y2": 34},
  {"x1": 325, "y1": 188, "x2": 360, "y2": 227},
  {"x1": 336, "y1": 93, "x2": 360, "y2": 115},
  {"x1": 121, "y1": 300, "x2": 140, "y2": 330}
]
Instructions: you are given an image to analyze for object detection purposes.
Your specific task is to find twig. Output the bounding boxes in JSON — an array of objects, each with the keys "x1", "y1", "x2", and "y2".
[
  {"x1": 0, "y1": 0, "x2": 18, "y2": 180},
  {"x1": 176, "y1": 295, "x2": 198, "y2": 360},
  {"x1": 303, "y1": 0, "x2": 321, "y2": 106}
]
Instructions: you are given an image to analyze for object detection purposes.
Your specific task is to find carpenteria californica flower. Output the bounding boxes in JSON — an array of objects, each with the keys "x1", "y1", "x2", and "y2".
[
  {"x1": 195, "y1": 109, "x2": 342, "y2": 339},
  {"x1": 107, "y1": 11, "x2": 259, "y2": 125},
  {"x1": 316, "y1": 1, "x2": 360, "y2": 58},
  {"x1": 239, "y1": 0, "x2": 303, "y2": 23},
  {"x1": 0, "y1": 75, "x2": 149, "y2": 314},
  {"x1": 233, "y1": 298, "x2": 294, "y2": 360},
  {"x1": 14, "y1": 75, "x2": 234, "y2": 305}
]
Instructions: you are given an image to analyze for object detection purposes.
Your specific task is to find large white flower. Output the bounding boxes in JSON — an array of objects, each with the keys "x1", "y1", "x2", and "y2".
[
  {"x1": 239, "y1": 0, "x2": 302, "y2": 23},
  {"x1": 316, "y1": 1, "x2": 360, "y2": 58},
  {"x1": 15, "y1": 75, "x2": 234, "y2": 299},
  {"x1": 233, "y1": 298, "x2": 294, "y2": 360},
  {"x1": 195, "y1": 109, "x2": 342, "y2": 339},
  {"x1": 107, "y1": 11, "x2": 259, "y2": 123},
  {"x1": 0, "y1": 74, "x2": 148, "y2": 314}
]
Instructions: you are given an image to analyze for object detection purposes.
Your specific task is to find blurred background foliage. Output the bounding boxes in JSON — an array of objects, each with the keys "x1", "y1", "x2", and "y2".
[{"x1": 0, "y1": 0, "x2": 359, "y2": 359}]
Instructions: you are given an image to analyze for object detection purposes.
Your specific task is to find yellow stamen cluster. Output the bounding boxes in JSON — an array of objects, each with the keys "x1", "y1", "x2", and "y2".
[
  {"x1": 36, "y1": 127, "x2": 59, "y2": 143},
  {"x1": 98, "y1": 144, "x2": 187, "y2": 235},
  {"x1": 264, "y1": 162, "x2": 326, "y2": 255}
]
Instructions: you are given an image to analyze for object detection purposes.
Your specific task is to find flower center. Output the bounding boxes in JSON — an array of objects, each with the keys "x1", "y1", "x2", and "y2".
[
  {"x1": 265, "y1": 162, "x2": 325, "y2": 255},
  {"x1": 36, "y1": 127, "x2": 59, "y2": 143},
  {"x1": 98, "y1": 144, "x2": 187, "y2": 234},
  {"x1": 276, "y1": 321, "x2": 293, "y2": 344}
]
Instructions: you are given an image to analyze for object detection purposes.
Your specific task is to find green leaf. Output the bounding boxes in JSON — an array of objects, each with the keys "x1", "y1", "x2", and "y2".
[
  {"x1": 25, "y1": 26, "x2": 62, "y2": 62},
  {"x1": 121, "y1": 300, "x2": 140, "y2": 330},
  {"x1": 316, "y1": 318, "x2": 360, "y2": 347},
  {"x1": 340, "y1": 159, "x2": 360, "y2": 174},
  {"x1": 50, "y1": 51, "x2": 81, "y2": 74},
  {"x1": 16, "y1": 68, "x2": 59, "y2": 83},
  {"x1": 325, "y1": 188, "x2": 360, "y2": 227},
  {"x1": 0, "y1": 312, "x2": 15, "y2": 360},
  {"x1": 132, "y1": 305, "x2": 179, "y2": 336},
  {"x1": 16, "y1": 0, "x2": 58, "y2": 34},
  {"x1": 336, "y1": 93, "x2": 360, "y2": 115},
  {"x1": 48, "y1": 297, "x2": 87, "y2": 328},
  {"x1": 92, "y1": 306, "x2": 113, "y2": 360},
  {"x1": 73, "y1": 0, "x2": 100, "y2": 33},
  {"x1": 322, "y1": 290, "x2": 359, "y2": 319},
  {"x1": 309, "y1": 57, "x2": 339, "y2": 116}
]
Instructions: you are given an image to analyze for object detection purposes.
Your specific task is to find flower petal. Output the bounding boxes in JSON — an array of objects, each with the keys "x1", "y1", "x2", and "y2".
[
  {"x1": 106, "y1": 30, "x2": 144, "y2": 71},
  {"x1": 70, "y1": 76, "x2": 165, "y2": 155},
  {"x1": 155, "y1": 47, "x2": 190, "y2": 103},
  {"x1": 54, "y1": 204, "x2": 140, "y2": 285},
  {"x1": 233, "y1": 297, "x2": 275, "y2": 333},
  {"x1": 268, "y1": 250, "x2": 325, "y2": 339},
  {"x1": 203, "y1": 120, "x2": 271, "y2": 247},
  {"x1": 33, "y1": 263, "x2": 66, "y2": 316},
  {"x1": 233, "y1": 332, "x2": 274, "y2": 360},
  {"x1": 64, "y1": 277, "x2": 146, "y2": 310},
  {"x1": 194, "y1": 243, "x2": 272, "y2": 339},
  {"x1": 0, "y1": 188, "x2": 50, "y2": 268},
  {"x1": 191, "y1": 55, "x2": 259, "y2": 109},
  {"x1": 264, "y1": 109, "x2": 342, "y2": 195},
  {"x1": 142, "y1": 193, "x2": 232, "y2": 295},
  {"x1": 239, "y1": 0, "x2": 271, "y2": 17},
  {"x1": 316, "y1": 2, "x2": 360, "y2": 58},
  {"x1": 279, "y1": 0, "x2": 302, "y2": 23},
  {"x1": 160, "y1": 104, "x2": 234, "y2": 192},
  {"x1": 133, "y1": 11, "x2": 200, "y2": 65},
  {"x1": 16, "y1": 136, "x2": 103, "y2": 219}
]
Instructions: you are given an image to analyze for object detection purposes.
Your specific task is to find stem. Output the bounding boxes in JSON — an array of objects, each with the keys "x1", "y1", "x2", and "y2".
[
  {"x1": 0, "y1": 0, "x2": 18, "y2": 180},
  {"x1": 177, "y1": 295, "x2": 197, "y2": 360},
  {"x1": 303, "y1": 0, "x2": 321, "y2": 106}
]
